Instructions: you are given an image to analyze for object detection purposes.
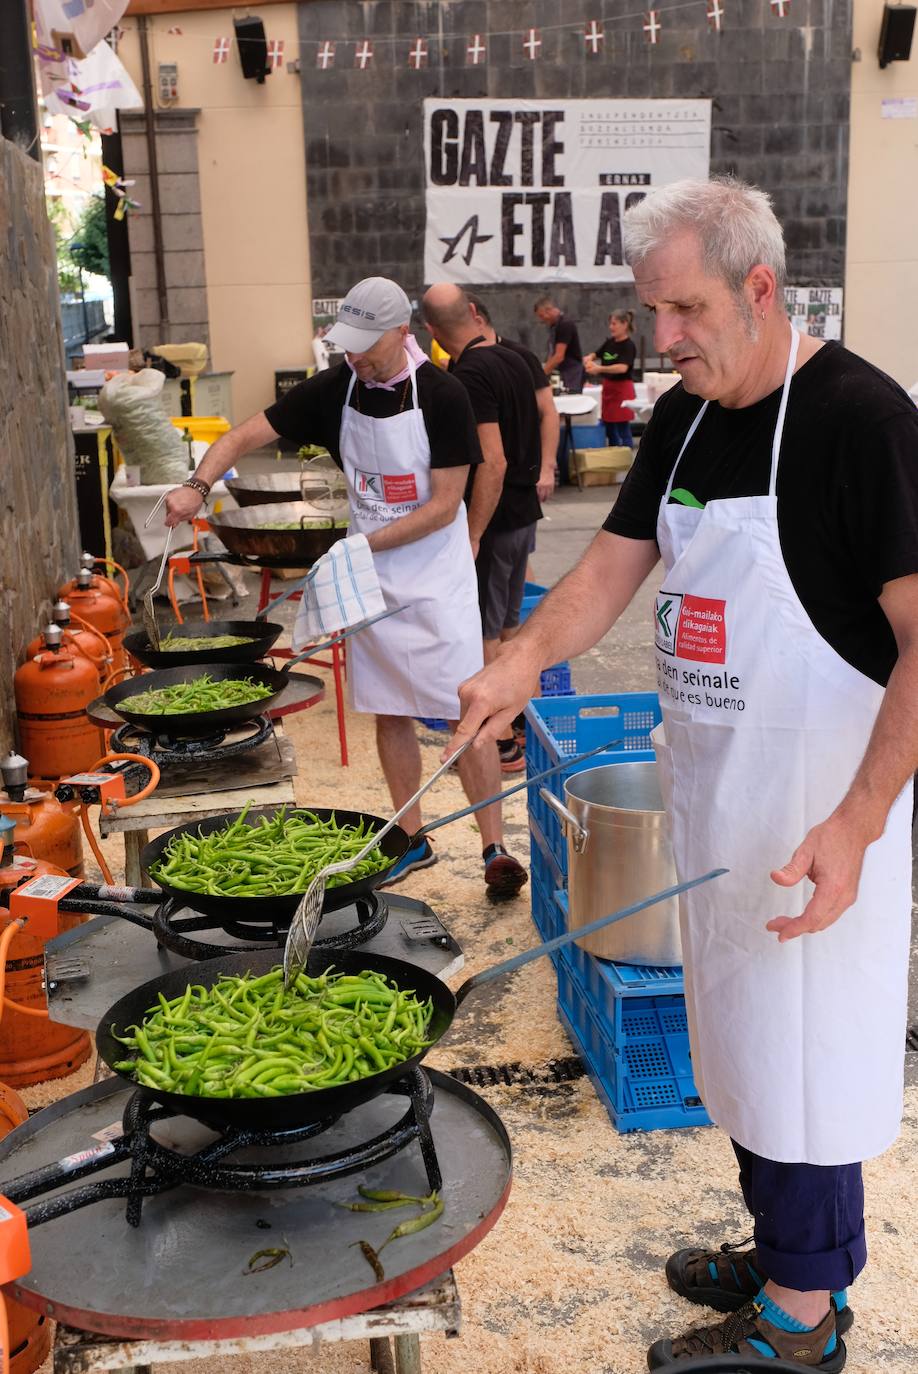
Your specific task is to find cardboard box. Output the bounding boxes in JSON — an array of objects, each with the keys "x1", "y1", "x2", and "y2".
[{"x1": 571, "y1": 444, "x2": 634, "y2": 489}]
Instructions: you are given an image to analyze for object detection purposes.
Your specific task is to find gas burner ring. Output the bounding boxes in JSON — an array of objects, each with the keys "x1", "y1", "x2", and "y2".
[
  {"x1": 110, "y1": 715, "x2": 275, "y2": 766},
  {"x1": 152, "y1": 891, "x2": 390, "y2": 960}
]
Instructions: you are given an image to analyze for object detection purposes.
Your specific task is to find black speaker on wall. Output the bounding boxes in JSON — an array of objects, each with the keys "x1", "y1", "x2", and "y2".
[
  {"x1": 234, "y1": 15, "x2": 270, "y2": 82},
  {"x1": 878, "y1": 3, "x2": 916, "y2": 67}
]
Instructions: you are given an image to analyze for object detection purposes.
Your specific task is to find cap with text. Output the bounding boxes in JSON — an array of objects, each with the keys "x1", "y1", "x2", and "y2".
[{"x1": 325, "y1": 278, "x2": 412, "y2": 353}]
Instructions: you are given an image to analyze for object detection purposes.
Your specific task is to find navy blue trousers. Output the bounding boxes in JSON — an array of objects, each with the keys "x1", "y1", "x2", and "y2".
[
  {"x1": 604, "y1": 420, "x2": 633, "y2": 448},
  {"x1": 733, "y1": 1140, "x2": 867, "y2": 1291}
]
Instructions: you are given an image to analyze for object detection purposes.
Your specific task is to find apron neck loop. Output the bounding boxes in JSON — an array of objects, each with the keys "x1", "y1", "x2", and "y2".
[
  {"x1": 664, "y1": 400, "x2": 709, "y2": 501},
  {"x1": 768, "y1": 326, "x2": 800, "y2": 498},
  {"x1": 457, "y1": 335, "x2": 488, "y2": 363}
]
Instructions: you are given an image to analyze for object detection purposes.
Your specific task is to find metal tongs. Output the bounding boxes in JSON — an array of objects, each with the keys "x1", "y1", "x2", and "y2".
[
  {"x1": 141, "y1": 493, "x2": 177, "y2": 650},
  {"x1": 282, "y1": 737, "x2": 475, "y2": 986}
]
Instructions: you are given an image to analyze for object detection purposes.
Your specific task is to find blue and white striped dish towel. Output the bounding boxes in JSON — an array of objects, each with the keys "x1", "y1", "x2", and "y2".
[{"x1": 292, "y1": 534, "x2": 386, "y2": 649}]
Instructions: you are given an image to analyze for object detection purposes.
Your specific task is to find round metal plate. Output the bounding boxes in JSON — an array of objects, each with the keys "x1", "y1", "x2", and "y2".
[{"x1": 0, "y1": 1071, "x2": 511, "y2": 1341}]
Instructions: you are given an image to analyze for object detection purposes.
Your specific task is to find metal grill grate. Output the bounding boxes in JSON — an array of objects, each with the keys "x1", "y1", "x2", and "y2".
[{"x1": 445, "y1": 1057, "x2": 587, "y2": 1089}]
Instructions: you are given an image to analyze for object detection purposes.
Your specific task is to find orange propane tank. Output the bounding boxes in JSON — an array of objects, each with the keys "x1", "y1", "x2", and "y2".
[
  {"x1": 0, "y1": 754, "x2": 84, "y2": 877},
  {"x1": 61, "y1": 568, "x2": 130, "y2": 672},
  {"x1": 14, "y1": 626, "x2": 105, "y2": 782},
  {"x1": 26, "y1": 601, "x2": 112, "y2": 680},
  {"x1": 0, "y1": 818, "x2": 90, "y2": 1086},
  {"x1": 59, "y1": 553, "x2": 124, "y2": 611},
  {"x1": 0, "y1": 1083, "x2": 51, "y2": 1374}
]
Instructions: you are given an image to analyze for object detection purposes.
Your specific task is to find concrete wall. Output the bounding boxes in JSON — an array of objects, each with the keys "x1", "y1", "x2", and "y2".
[
  {"x1": 0, "y1": 138, "x2": 80, "y2": 753},
  {"x1": 118, "y1": 5, "x2": 312, "y2": 422},
  {"x1": 299, "y1": 0, "x2": 853, "y2": 362},
  {"x1": 845, "y1": 0, "x2": 918, "y2": 388}
]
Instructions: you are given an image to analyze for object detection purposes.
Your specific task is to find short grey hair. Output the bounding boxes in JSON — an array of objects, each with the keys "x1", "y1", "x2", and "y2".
[{"x1": 623, "y1": 176, "x2": 786, "y2": 294}]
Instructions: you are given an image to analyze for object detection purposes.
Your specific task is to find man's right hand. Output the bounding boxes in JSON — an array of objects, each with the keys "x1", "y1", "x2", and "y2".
[
  {"x1": 164, "y1": 486, "x2": 204, "y2": 527},
  {"x1": 444, "y1": 645, "x2": 543, "y2": 759}
]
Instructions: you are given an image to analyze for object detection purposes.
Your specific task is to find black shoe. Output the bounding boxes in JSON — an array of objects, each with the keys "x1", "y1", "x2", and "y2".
[{"x1": 483, "y1": 844, "x2": 528, "y2": 899}]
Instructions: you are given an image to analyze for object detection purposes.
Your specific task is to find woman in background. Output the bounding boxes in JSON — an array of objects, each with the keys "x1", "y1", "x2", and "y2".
[{"x1": 584, "y1": 310, "x2": 637, "y2": 448}]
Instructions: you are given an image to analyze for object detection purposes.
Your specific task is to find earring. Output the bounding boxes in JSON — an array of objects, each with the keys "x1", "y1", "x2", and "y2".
[{"x1": 761, "y1": 311, "x2": 766, "y2": 320}]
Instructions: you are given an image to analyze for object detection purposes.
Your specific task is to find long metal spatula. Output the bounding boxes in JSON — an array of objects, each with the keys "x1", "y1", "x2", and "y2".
[
  {"x1": 451, "y1": 867, "x2": 727, "y2": 1008},
  {"x1": 141, "y1": 495, "x2": 176, "y2": 651},
  {"x1": 283, "y1": 737, "x2": 476, "y2": 986}
]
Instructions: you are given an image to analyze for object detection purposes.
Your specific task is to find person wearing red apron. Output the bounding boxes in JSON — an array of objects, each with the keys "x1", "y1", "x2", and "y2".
[
  {"x1": 584, "y1": 310, "x2": 638, "y2": 447},
  {"x1": 451, "y1": 178, "x2": 918, "y2": 1370}
]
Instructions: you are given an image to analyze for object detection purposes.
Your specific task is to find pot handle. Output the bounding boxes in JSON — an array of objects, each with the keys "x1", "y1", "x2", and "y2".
[{"x1": 539, "y1": 788, "x2": 589, "y2": 853}]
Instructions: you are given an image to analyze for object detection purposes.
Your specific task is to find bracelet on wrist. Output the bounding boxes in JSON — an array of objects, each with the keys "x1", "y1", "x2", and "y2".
[{"x1": 182, "y1": 477, "x2": 211, "y2": 498}]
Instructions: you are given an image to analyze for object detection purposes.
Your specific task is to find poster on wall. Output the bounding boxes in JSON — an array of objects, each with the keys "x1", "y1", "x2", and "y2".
[
  {"x1": 784, "y1": 286, "x2": 843, "y2": 341},
  {"x1": 423, "y1": 98, "x2": 711, "y2": 285}
]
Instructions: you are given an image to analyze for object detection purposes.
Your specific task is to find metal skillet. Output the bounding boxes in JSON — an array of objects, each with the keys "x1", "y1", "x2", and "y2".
[
  {"x1": 139, "y1": 739, "x2": 620, "y2": 925},
  {"x1": 95, "y1": 867, "x2": 725, "y2": 1132},
  {"x1": 123, "y1": 619, "x2": 286, "y2": 670},
  {"x1": 107, "y1": 607, "x2": 403, "y2": 735}
]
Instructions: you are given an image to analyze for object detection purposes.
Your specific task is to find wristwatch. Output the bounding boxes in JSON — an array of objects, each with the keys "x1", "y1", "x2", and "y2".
[{"x1": 182, "y1": 477, "x2": 211, "y2": 498}]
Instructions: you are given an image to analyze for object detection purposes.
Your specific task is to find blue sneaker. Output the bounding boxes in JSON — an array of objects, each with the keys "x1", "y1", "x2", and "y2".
[{"x1": 382, "y1": 837, "x2": 437, "y2": 887}]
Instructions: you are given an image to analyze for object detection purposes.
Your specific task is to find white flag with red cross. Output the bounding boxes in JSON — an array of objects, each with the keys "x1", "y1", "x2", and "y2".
[
  {"x1": 584, "y1": 19, "x2": 604, "y2": 54},
  {"x1": 212, "y1": 36, "x2": 230, "y2": 63},
  {"x1": 466, "y1": 33, "x2": 486, "y2": 65},
  {"x1": 643, "y1": 10, "x2": 662, "y2": 43},
  {"x1": 267, "y1": 38, "x2": 284, "y2": 70},
  {"x1": 316, "y1": 41, "x2": 336, "y2": 69}
]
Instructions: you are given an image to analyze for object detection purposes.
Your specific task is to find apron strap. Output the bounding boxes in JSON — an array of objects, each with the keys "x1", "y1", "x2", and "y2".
[
  {"x1": 768, "y1": 326, "x2": 800, "y2": 498},
  {"x1": 407, "y1": 353, "x2": 420, "y2": 411},
  {"x1": 663, "y1": 400, "x2": 709, "y2": 500}
]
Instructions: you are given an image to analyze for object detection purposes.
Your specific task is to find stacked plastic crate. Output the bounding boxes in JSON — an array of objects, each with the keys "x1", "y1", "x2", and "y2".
[{"x1": 524, "y1": 692, "x2": 711, "y2": 1134}]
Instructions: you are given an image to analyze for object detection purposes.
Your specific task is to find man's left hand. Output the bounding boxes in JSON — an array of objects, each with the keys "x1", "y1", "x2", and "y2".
[
  {"x1": 767, "y1": 812, "x2": 874, "y2": 941},
  {"x1": 537, "y1": 467, "x2": 556, "y2": 502}
]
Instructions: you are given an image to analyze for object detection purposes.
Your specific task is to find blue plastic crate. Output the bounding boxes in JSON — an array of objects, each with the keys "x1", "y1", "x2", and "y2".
[
  {"x1": 530, "y1": 865, "x2": 564, "y2": 952},
  {"x1": 556, "y1": 949, "x2": 710, "y2": 1133},
  {"x1": 570, "y1": 422, "x2": 607, "y2": 449},
  {"x1": 525, "y1": 693, "x2": 661, "y2": 875},
  {"x1": 529, "y1": 815, "x2": 564, "y2": 902},
  {"x1": 538, "y1": 662, "x2": 573, "y2": 697},
  {"x1": 416, "y1": 717, "x2": 449, "y2": 732},
  {"x1": 554, "y1": 891, "x2": 686, "y2": 991}
]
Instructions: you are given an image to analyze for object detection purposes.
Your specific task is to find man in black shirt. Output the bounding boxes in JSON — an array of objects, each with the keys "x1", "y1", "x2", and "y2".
[
  {"x1": 422, "y1": 283, "x2": 551, "y2": 772},
  {"x1": 452, "y1": 179, "x2": 918, "y2": 1369},
  {"x1": 533, "y1": 295, "x2": 584, "y2": 392},
  {"x1": 163, "y1": 276, "x2": 527, "y2": 899}
]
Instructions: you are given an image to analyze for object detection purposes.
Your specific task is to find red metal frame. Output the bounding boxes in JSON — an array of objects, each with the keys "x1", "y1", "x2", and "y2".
[{"x1": 9, "y1": 1177, "x2": 511, "y2": 1341}]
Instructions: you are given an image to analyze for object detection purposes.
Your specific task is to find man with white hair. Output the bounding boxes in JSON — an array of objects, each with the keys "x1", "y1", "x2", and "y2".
[{"x1": 452, "y1": 178, "x2": 918, "y2": 1368}]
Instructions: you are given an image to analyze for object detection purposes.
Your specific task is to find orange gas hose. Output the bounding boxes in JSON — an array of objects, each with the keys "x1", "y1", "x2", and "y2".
[
  {"x1": 1, "y1": 1275, "x2": 9, "y2": 1374},
  {"x1": 100, "y1": 664, "x2": 135, "y2": 691},
  {"x1": 80, "y1": 806, "x2": 114, "y2": 885},
  {"x1": 70, "y1": 611, "x2": 113, "y2": 659},
  {"x1": 91, "y1": 557, "x2": 131, "y2": 612},
  {"x1": 77, "y1": 753, "x2": 161, "y2": 884},
  {"x1": 0, "y1": 920, "x2": 48, "y2": 1022}
]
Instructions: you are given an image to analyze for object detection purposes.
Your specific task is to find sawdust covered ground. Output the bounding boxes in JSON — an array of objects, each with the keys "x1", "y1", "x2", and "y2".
[{"x1": 19, "y1": 690, "x2": 918, "y2": 1373}]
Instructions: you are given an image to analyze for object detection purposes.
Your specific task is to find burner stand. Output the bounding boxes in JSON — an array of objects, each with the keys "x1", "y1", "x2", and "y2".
[
  {"x1": 151, "y1": 889, "x2": 389, "y2": 958},
  {"x1": 8, "y1": 1068, "x2": 441, "y2": 1229},
  {"x1": 110, "y1": 715, "x2": 276, "y2": 767}
]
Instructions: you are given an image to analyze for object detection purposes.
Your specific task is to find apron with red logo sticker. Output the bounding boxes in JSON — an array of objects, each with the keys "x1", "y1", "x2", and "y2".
[
  {"x1": 339, "y1": 357, "x2": 482, "y2": 718},
  {"x1": 653, "y1": 327, "x2": 912, "y2": 1164}
]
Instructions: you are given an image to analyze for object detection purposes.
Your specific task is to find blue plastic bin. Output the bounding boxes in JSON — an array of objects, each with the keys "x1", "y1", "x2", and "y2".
[
  {"x1": 553, "y1": 890, "x2": 710, "y2": 1132},
  {"x1": 525, "y1": 693, "x2": 661, "y2": 876},
  {"x1": 570, "y1": 423, "x2": 607, "y2": 449}
]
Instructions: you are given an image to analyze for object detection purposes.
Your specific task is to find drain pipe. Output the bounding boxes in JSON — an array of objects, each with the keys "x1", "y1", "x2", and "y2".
[
  {"x1": 137, "y1": 15, "x2": 169, "y2": 331},
  {"x1": 0, "y1": 0, "x2": 40, "y2": 160}
]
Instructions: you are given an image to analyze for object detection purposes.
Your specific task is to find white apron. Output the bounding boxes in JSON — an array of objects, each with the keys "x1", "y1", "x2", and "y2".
[
  {"x1": 653, "y1": 328, "x2": 912, "y2": 1164},
  {"x1": 339, "y1": 359, "x2": 482, "y2": 718}
]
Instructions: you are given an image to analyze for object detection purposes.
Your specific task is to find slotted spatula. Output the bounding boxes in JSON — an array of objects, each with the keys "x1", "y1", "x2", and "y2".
[
  {"x1": 141, "y1": 495, "x2": 176, "y2": 651},
  {"x1": 283, "y1": 736, "x2": 475, "y2": 986}
]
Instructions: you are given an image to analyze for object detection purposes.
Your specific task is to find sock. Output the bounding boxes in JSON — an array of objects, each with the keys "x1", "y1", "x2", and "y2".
[
  {"x1": 749, "y1": 1287, "x2": 837, "y2": 1357},
  {"x1": 483, "y1": 843, "x2": 506, "y2": 862}
]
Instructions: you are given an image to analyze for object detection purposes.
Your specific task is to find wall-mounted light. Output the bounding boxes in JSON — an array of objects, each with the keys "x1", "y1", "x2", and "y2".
[{"x1": 878, "y1": 3, "x2": 916, "y2": 67}]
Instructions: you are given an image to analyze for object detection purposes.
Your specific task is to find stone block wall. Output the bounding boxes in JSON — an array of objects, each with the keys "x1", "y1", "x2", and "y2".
[
  {"x1": 298, "y1": 0, "x2": 852, "y2": 360},
  {"x1": 120, "y1": 109, "x2": 210, "y2": 352},
  {"x1": 0, "y1": 137, "x2": 80, "y2": 753}
]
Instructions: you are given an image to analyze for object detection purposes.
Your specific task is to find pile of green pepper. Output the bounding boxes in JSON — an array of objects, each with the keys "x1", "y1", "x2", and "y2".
[
  {"x1": 148, "y1": 802, "x2": 391, "y2": 897},
  {"x1": 159, "y1": 633, "x2": 255, "y2": 652},
  {"x1": 118, "y1": 673, "x2": 274, "y2": 715},
  {"x1": 112, "y1": 965, "x2": 434, "y2": 1098}
]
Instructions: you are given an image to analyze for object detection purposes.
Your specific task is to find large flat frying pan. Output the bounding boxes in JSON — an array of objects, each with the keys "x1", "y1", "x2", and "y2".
[
  {"x1": 124, "y1": 619, "x2": 285, "y2": 669},
  {"x1": 141, "y1": 805, "x2": 409, "y2": 923},
  {"x1": 207, "y1": 502, "x2": 347, "y2": 567},
  {"x1": 108, "y1": 608, "x2": 402, "y2": 734},
  {"x1": 138, "y1": 738, "x2": 621, "y2": 923},
  {"x1": 95, "y1": 869, "x2": 724, "y2": 1131},
  {"x1": 102, "y1": 662, "x2": 314, "y2": 735}
]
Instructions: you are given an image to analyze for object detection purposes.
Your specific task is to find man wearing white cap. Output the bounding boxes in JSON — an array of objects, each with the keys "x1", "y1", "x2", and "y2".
[{"x1": 164, "y1": 277, "x2": 528, "y2": 897}]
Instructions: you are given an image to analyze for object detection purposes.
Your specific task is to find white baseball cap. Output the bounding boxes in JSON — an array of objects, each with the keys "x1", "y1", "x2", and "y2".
[{"x1": 325, "y1": 277, "x2": 412, "y2": 353}]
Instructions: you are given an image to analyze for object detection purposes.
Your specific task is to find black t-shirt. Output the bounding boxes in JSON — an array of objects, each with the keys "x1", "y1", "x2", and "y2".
[
  {"x1": 452, "y1": 341, "x2": 543, "y2": 533},
  {"x1": 549, "y1": 314, "x2": 584, "y2": 391},
  {"x1": 264, "y1": 358, "x2": 482, "y2": 471},
  {"x1": 496, "y1": 336, "x2": 550, "y2": 391},
  {"x1": 593, "y1": 336, "x2": 636, "y2": 381},
  {"x1": 603, "y1": 341, "x2": 918, "y2": 685}
]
